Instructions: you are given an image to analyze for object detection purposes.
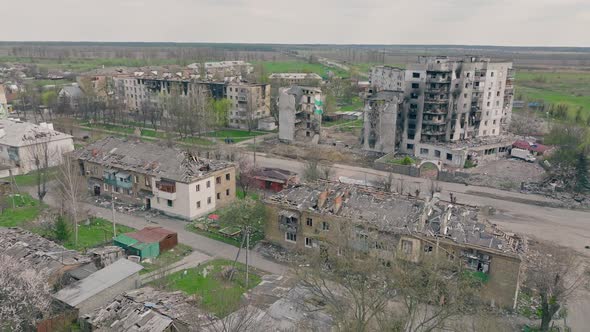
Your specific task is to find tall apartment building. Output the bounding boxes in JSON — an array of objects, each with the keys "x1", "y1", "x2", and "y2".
[
  {"x1": 278, "y1": 86, "x2": 323, "y2": 143},
  {"x1": 365, "y1": 56, "x2": 514, "y2": 159},
  {"x1": 187, "y1": 61, "x2": 253, "y2": 78},
  {"x1": 73, "y1": 137, "x2": 236, "y2": 220},
  {"x1": 226, "y1": 82, "x2": 271, "y2": 129},
  {"x1": 113, "y1": 74, "x2": 270, "y2": 129}
]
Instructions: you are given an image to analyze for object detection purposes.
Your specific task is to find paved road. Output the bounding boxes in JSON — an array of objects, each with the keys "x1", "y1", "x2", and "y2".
[
  {"x1": 29, "y1": 186, "x2": 289, "y2": 276},
  {"x1": 244, "y1": 152, "x2": 590, "y2": 254}
]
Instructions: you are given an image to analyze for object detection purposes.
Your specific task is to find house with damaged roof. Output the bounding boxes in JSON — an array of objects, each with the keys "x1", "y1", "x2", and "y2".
[
  {"x1": 263, "y1": 181, "x2": 524, "y2": 309},
  {"x1": 72, "y1": 137, "x2": 236, "y2": 220}
]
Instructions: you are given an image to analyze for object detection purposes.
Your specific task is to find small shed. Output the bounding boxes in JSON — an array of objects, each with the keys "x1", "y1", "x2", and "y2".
[
  {"x1": 249, "y1": 167, "x2": 298, "y2": 192},
  {"x1": 113, "y1": 227, "x2": 178, "y2": 259},
  {"x1": 113, "y1": 234, "x2": 160, "y2": 259},
  {"x1": 53, "y1": 259, "x2": 143, "y2": 315}
]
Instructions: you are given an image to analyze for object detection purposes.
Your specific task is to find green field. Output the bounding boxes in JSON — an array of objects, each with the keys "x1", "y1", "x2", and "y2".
[
  {"x1": 63, "y1": 217, "x2": 135, "y2": 251},
  {"x1": 339, "y1": 97, "x2": 364, "y2": 112},
  {"x1": 257, "y1": 60, "x2": 348, "y2": 78},
  {"x1": 3, "y1": 167, "x2": 59, "y2": 187},
  {"x1": 0, "y1": 194, "x2": 42, "y2": 227},
  {"x1": 0, "y1": 56, "x2": 191, "y2": 72},
  {"x1": 81, "y1": 123, "x2": 135, "y2": 135},
  {"x1": 157, "y1": 259, "x2": 261, "y2": 316},
  {"x1": 515, "y1": 71, "x2": 590, "y2": 123}
]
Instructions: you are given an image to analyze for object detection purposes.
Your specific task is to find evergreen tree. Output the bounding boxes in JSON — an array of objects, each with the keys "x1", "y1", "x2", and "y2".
[{"x1": 53, "y1": 215, "x2": 71, "y2": 243}]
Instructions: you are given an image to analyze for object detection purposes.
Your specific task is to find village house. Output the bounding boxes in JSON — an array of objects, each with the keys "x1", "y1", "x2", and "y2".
[
  {"x1": 0, "y1": 119, "x2": 74, "y2": 175},
  {"x1": 248, "y1": 167, "x2": 298, "y2": 192},
  {"x1": 263, "y1": 181, "x2": 523, "y2": 309},
  {"x1": 72, "y1": 137, "x2": 236, "y2": 220}
]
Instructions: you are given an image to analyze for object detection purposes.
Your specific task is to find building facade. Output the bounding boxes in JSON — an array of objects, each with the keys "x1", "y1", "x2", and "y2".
[
  {"x1": 73, "y1": 137, "x2": 236, "y2": 220},
  {"x1": 113, "y1": 74, "x2": 270, "y2": 130},
  {"x1": 366, "y1": 56, "x2": 514, "y2": 159},
  {"x1": 264, "y1": 182, "x2": 523, "y2": 309},
  {"x1": 0, "y1": 119, "x2": 74, "y2": 174},
  {"x1": 269, "y1": 73, "x2": 323, "y2": 86},
  {"x1": 278, "y1": 86, "x2": 323, "y2": 143}
]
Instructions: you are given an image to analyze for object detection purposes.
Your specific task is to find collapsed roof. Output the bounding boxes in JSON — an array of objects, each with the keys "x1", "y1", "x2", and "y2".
[
  {"x1": 81, "y1": 286, "x2": 208, "y2": 331},
  {"x1": 72, "y1": 137, "x2": 234, "y2": 183},
  {"x1": 266, "y1": 181, "x2": 521, "y2": 253},
  {"x1": 0, "y1": 227, "x2": 91, "y2": 278}
]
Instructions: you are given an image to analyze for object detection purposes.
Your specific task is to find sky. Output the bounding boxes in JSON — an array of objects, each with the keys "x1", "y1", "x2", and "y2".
[{"x1": 1, "y1": 0, "x2": 589, "y2": 47}]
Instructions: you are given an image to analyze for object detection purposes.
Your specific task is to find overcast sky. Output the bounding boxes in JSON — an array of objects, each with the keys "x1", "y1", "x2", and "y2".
[{"x1": 1, "y1": 0, "x2": 588, "y2": 46}]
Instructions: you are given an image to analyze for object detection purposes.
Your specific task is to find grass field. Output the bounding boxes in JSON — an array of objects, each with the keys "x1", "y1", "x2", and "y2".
[
  {"x1": 206, "y1": 129, "x2": 267, "y2": 143},
  {"x1": 257, "y1": 60, "x2": 348, "y2": 78},
  {"x1": 0, "y1": 56, "x2": 191, "y2": 72},
  {"x1": 140, "y1": 243, "x2": 193, "y2": 274},
  {"x1": 515, "y1": 71, "x2": 590, "y2": 123},
  {"x1": 0, "y1": 194, "x2": 42, "y2": 227},
  {"x1": 4, "y1": 167, "x2": 59, "y2": 187},
  {"x1": 158, "y1": 259, "x2": 261, "y2": 316},
  {"x1": 339, "y1": 97, "x2": 364, "y2": 112},
  {"x1": 81, "y1": 123, "x2": 135, "y2": 134},
  {"x1": 63, "y1": 217, "x2": 135, "y2": 251}
]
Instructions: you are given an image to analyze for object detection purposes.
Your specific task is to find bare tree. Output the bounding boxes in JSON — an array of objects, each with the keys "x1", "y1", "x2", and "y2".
[
  {"x1": 236, "y1": 156, "x2": 257, "y2": 198},
  {"x1": 55, "y1": 154, "x2": 87, "y2": 246},
  {"x1": 525, "y1": 241, "x2": 589, "y2": 331},
  {"x1": 23, "y1": 130, "x2": 52, "y2": 202},
  {"x1": 0, "y1": 254, "x2": 52, "y2": 332}
]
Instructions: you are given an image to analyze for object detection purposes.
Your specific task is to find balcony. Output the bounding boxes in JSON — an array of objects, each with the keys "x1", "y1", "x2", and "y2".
[
  {"x1": 156, "y1": 180, "x2": 176, "y2": 200},
  {"x1": 425, "y1": 98, "x2": 449, "y2": 104},
  {"x1": 422, "y1": 130, "x2": 446, "y2": 136},
  {"x1": 115, "y1": 172, "x2": 133, "y2": 189},
  {"x1": 422, "y1": 118, "x2": 446, "y2": 125},
  {"x1": 156, "y1": 190, "x2": 176, "y2": 201},
  {"x1": 426, "y1": 76, "x2": 451, "y2": 84}
]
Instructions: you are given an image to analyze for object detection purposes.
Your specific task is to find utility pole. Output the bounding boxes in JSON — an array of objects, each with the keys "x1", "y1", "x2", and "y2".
[
  {"x1": 253, "y1": 135, "x2": 257, "y2": 167},
  {"x1": 111, "y1": 194, "x2": 117, "y2": 238},
  {"x1": 246, "y1": 226, "x2": 250, "y2": 288}
]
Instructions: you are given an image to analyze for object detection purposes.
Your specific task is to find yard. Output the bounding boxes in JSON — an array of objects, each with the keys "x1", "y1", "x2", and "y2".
[
  {"x1": 177, "y1": 136, "x2": 216, "y2": 146},
  {"x1": 5, "y1": 167, "x2": 59, "y2": 187},
  {"x1": 140, "y1": 243, "x2": 193, "y2": 274},
  {"x1": 0, "y1": 193, "x2": 42, "y2": 227},
  {"x1": 62, "y1": 217, "x2": 135, "y2": 251},
  {"x1": 186, "y1": 199, "x2": 265, "y2": 249},
  {"x1": 515, "y1": 70, "x2": 590, "y2": 123},
  {"x1": 339, "y1": 96, "x2": 364, "y2": 112},
  {"x1": 155, "y1": 259, "x2": 261, "y2": 316},
  {"x1": 206, "y1": 129, "x2": 268, "y2": 143}
]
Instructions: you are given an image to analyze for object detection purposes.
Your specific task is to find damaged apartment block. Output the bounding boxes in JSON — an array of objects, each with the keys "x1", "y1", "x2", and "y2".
[
  {"x1": 264, "y1": 181, "x2": 524, "y2": 309},
  {"x1": 364, "y1": 56, "x2": 515, "y2": 167},
  {"x1": 72, "y1": 137, "x2": 236, "y2": 220},
  {"x1": 278, "y1": 86, "x2": 324, "y2": 143}
]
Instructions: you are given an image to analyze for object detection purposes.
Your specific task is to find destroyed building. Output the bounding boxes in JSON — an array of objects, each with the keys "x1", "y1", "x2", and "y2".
[
  {"x1": 362, "y1": 90, "x2": 404, "y2": 153},
  {"x1": 0, "y1": 118, "x2": 74, "y2": 174},
  {"x1": 0, "y1": 227, "x2": 92, "y2": 286},
  {"x1": 278, "y1": 86, "x2": 324, "y2": 143},
  {"x1": 269, "y1": 73, "x2": 323, "y2": 86},
  {"x1": 112, "y1": 73, "x2": 271, "y2": 130},
  {"x1": 364, "y1": 56, "x2": 514, "y2": 166},
  {"x1": 72, "y1": 137, "x2": 236, "y2": 220},
  {"x1": 264, "y1": 181, "x2": 523, "y2": 309},
  {"x1": 81, "y1": 286, "x2": 209, "y2": 332}
]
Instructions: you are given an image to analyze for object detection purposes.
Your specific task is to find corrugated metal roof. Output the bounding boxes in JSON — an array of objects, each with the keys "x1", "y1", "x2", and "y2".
[
  {"x1": 114, "y1": 234, "x2": 138, "y2": 247},
  {"x1": 126, "y1": 227, "x2": 176, "y2": 244},
  {"x1": 54, "y1": 259, "x2": 143, "y2": 307}
]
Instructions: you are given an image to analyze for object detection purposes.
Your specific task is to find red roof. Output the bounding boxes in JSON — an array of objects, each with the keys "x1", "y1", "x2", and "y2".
[
  {"x1": 513, "y1": 140, "x2": 551, "y2": 154},
  {"x1": 125, "y1": 227, "x2": 176, "y2": 243}
]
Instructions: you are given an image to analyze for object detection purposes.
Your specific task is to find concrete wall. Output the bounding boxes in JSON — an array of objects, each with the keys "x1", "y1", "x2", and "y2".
[
  {"x1": 264, "y1": 202, "x2": 521, "y2": 309},
  {"x1": 415, "y1": 143, "x2": 468, "y2": 168},
  {"x1": 2, "y1": 137, "x2": 74, "y2": 174},
  {"x1": 278, "y1": 89, "x2": 296, "y2": 142},
  {"x1": 75, "y1": 273, "x2": 141, "y2": 316}
]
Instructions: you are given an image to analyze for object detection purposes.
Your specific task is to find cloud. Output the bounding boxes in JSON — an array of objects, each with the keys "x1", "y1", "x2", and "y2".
[{"x1": 0, "y1": 0, "x2": 588, "y2": 46}]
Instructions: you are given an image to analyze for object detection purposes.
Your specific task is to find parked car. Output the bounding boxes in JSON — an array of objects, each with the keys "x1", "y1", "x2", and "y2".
[{"x1": 510, "y1": 148, "x2": 536, "y2": 162}]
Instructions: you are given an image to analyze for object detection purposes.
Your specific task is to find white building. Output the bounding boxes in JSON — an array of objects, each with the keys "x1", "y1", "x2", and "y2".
[
  {"x1": 187, "y1": 61, "x2": 253, "y2": 78},
  {"x1": 269, "y1": 73, "x2": 323, "y2": 86},
  {"x1": 74, "y1": 137, "x2": 236, "y2": 220},
  {"x1": 0, "y1": 85, "x2": 8, "y2": 119},
  {"x1": 0, "y1": 119, "x2": 74, "y2": 175}
]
